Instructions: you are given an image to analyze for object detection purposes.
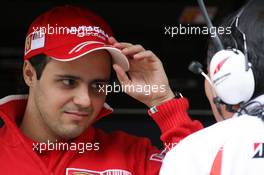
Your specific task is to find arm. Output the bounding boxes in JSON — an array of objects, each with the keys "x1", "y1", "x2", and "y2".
[
  {"x1": 108, "y1": 37, "x2": 203, "y2": 175},
  {"x1": 133, "y1": 98, "x2": 203, "y2": 175},
  {"x1": 109, "y1": 36, "x2": 203, "y2": 146},
  {"x1": 148, "y1": 97, "x2": 203, "y2": 148}
]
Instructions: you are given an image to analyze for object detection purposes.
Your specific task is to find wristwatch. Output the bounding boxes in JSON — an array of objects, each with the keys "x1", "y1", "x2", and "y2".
[
  {"x1": 174, "y1": 91, "x2": 183, "y2": 99},
  {"x1": 149, "y1": 91, "x2": 183, "y2": 114}
]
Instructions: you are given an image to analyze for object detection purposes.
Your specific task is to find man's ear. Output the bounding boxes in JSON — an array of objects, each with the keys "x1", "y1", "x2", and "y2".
[{"x1": 23, "y1": 60, "x2": 37, "y2": 87}]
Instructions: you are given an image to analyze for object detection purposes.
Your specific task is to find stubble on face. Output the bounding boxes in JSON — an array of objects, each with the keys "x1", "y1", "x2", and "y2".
[{"x1": 22, "y1": 50, "x2": 112, "y2": 142}]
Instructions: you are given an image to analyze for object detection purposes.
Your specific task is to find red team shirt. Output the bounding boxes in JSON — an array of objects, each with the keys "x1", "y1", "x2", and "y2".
[{"x1": 0, "y1": 95, "x2": 202, "y2": 175}]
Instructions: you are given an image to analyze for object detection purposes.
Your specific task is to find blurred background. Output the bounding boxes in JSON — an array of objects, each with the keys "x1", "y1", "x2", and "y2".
[{"x1": 0, "y1": 0, "x2": 247, "y2": 148}]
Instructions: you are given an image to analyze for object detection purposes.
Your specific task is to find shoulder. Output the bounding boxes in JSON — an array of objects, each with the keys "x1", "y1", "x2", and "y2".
[
  {"x1": 162, "y1": 117, "x2": 241, "y2": 163},
  {"x1": 164, "y1": 115, "x2": 264, "y2": 162},
  {"x1": 161, "y1": 115, "x2": 264, "y2": 175},
  {"x1": 174, "y1": 117, "x2": 234, "y2": 146},
  {"x1": 175, "y1": 114, "x2": 262, "y2": 146},
  {"x1": 160, "y1": 116, "x2": 243, "y2": 175}
]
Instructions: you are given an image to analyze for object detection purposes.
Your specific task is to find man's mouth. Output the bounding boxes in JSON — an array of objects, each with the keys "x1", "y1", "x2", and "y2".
[{"x1": 64, "y1": 111, "x2": 90, "y2": 120}]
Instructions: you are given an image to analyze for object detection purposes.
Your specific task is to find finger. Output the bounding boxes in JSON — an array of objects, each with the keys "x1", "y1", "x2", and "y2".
[
  {"x1": 108, "y1": 36, "x2": 118, "y2": 45},
  {"x1": 113, "y1": 42, "x2": 133, "y2": 49},
  {"x1": 113, "y1": 64, "x2": 131, "y2": 84},
  {"x1": 133, "y1": 50, "x2": 159, "y2": 61},
  {"x1": 122, "y1": 44, "x2": 145, "y2": 56}
]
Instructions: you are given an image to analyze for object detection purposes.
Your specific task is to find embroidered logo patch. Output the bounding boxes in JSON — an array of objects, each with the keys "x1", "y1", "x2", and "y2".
[
  {"x1": 24, "y1": 29, "x2": 45, "y2": 55},
  {"x1": 66, "y1": 168, "x2": 132, "y2": 175},
  {"x1": 149, "y1": 149, "x2": 167, "y2": 162}
]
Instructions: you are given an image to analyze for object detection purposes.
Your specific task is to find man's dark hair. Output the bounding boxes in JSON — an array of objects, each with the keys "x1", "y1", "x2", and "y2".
[
  {"x1": 29, "y1": 54, "x2": 51, "y2": 80},
  {"x1": 207, "y1": 0, "x2": 264, "y2": 99},
  {"x1": 17, "y1": 54, "x2": 50, "y2": 94}
]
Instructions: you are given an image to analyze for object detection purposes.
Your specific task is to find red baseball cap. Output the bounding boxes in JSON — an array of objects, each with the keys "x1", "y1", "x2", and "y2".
[{"x1": 24, "y1": 5, "x2": 129, "y2": 71}]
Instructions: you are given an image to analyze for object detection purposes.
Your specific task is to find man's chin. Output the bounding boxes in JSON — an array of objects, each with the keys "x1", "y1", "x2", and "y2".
[{"x1": 56, "y1": 124, "x2": 88, "y2": 140}]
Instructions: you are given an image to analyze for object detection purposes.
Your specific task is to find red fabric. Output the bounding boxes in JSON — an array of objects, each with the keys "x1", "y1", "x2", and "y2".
[
  {"x1": 0, "y1": 95, "x2": 203, "y2": 175},
  {"x1": 24, "y1": 5, "x2": 113, "y2": 60},
  {"x1": 210, "y1": 146, "x2": 224, "y2": 175}
]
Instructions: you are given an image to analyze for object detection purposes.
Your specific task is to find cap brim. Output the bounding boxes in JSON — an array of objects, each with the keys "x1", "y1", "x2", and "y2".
[{"x1": 44, "y1": 41, "x2": 130, "y2": 72}]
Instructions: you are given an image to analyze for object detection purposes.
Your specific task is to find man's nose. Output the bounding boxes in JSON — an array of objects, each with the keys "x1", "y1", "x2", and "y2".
[{"x1": 73, "y1": 86, "x2": 91, "y2": 108}]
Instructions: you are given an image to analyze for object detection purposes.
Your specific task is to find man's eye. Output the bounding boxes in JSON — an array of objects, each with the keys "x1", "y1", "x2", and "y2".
[{"x1": 62, "y1": 79, "x2": 76, "y2": 86}]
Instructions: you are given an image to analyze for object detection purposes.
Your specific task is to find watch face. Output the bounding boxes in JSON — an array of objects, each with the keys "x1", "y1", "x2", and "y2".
[
  {"x1": 174, "y1": 92, "x2": 183, "y2": 99},
  {"x1": 150, "y1": 106, "x2": 158, "y2": 114}
]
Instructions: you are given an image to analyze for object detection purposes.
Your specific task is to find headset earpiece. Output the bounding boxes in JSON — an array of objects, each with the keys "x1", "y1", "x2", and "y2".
[
  {"x1": 196, "y1": 0, "x2": 255, "y2": 113},
  {"x1": 209, "y1": 49, "x2": 255, "y2": 105}
]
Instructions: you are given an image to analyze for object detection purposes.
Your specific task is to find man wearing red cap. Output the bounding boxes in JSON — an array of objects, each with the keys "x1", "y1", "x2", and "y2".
[{"x1": 0, "y1": 5, "x2": 202, "y2": 175}]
